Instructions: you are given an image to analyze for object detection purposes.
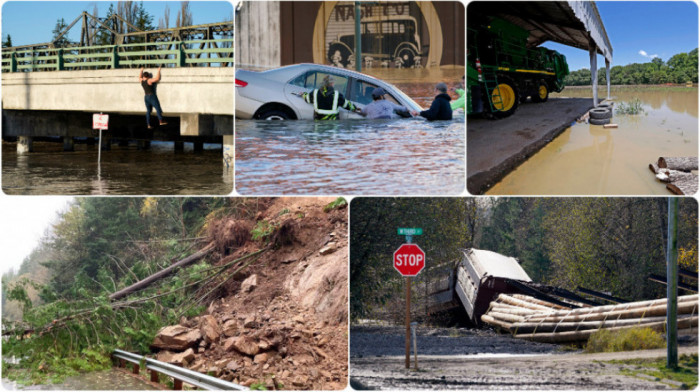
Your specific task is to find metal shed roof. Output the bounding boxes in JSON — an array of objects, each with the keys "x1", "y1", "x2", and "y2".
[{"x1": 468, "y1": 1, "x2": 612, "y2": 63}]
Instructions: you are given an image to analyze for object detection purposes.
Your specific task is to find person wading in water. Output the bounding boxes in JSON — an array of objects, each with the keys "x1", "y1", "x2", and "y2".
[{"x1": 139, "y1": 66, "x2": 167, "y2": 129}]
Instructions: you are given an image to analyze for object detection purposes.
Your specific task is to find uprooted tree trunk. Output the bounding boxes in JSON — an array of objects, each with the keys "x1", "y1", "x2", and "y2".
[{"x1": 109, "y1": 244, "x2": 215, "y2": 301}]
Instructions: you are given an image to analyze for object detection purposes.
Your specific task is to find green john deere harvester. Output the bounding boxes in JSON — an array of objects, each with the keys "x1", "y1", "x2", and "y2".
[{"x1": 468, "y1": 17, "x2": 570, "y2": 119}]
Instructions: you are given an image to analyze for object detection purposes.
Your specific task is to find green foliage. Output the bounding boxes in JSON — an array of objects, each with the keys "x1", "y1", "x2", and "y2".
[
  {"x1": 51, "y1": 18, "x2": 72, "y2": 48},
  {"x1": 615, "y1": 98, "x2": 645, "y2": 115},
  {"x1": 251, "y1": 220, "x2": 275, "y2": 241},
  {"x1": 351, "y1": 198, "x2": 479, "y2": 321},
  {"x1": 585, "y1": 327, "x2": 665, "y2": 353},
  {"x1": 324, "y1": 197, "x2": 348, "y2": 212},
  {"x1": 2, "y1": 197, "x2": 236, "y2": 385},
  {"x1": 250, "y1": 381, "x2": 268, "y2": 390},
  {"x1": 278, "y1": 208, "x2": 290, "y2": 216},
  {"x1": 2, "y1": 33, "x2": 12, "y2": 48},
  {"x1": 351, "y1": 198, "x2": 698, "y2": 323},
  {"x1": 610, "y1": 354, "x2": 698, "y2": 389},
  {"x1": 565, "y1": 49, "x2": 698, "y2": 86}
]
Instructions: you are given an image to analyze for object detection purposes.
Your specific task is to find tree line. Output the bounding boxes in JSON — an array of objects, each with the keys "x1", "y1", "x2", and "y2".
[
  {"x1": 350, "y1": 198, "x2": 698, "y2": 323},
  {"x1": 565, "y1": 49, "x2": 698, "y2": 86},
  {"x1": 2, "y1": 1, "x2": 194, "y2": 48}
]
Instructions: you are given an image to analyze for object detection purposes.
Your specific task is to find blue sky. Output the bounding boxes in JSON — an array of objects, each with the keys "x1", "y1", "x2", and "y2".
[
  {"x1": 541, "y1": 1, "x2": 698, "y2": 70},
  {"x1": 2, "y1": 1, "x2": 233, "y2": 46}
]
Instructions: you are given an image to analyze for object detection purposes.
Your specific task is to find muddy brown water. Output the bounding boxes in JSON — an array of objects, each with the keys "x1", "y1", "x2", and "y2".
[
  {"x1": 2, "y1": 141, "x2": 232, "y2": 195},
  {"x1": 487, "y1": 87, "x2": 698, "y2": 195}
]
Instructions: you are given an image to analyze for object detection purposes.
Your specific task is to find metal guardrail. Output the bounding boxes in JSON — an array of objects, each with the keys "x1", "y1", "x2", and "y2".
[
  {"x1": 1, "y1": 39, "x2": 233, "y2": 72},
  {"x1": 113, "y1": 349, "x2": 247, "y2": 391}
]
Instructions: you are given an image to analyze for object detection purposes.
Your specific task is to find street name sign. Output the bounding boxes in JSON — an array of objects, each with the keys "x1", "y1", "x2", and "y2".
[{"x1": 397, "y1": 228, "x2": 422, "y2": 236}]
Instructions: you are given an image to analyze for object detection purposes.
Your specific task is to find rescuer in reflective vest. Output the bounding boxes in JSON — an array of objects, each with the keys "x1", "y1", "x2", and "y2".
[{"x1": 302, "y1": 75, "x2": 358, "y2": 120}]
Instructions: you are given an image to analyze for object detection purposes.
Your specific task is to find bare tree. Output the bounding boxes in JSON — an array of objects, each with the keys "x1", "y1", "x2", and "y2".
[
  {"x1": 158, "y1": 5, "x2": 170, "y2": 29},
  {"x1": 176, "y1": 1, "x2": 192, "y2": 27}
]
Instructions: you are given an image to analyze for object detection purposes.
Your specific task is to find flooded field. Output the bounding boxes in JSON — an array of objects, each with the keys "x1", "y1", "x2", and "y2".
[
  {"x1": 488, "y1": 87, "x2": 698, "y2": 195},
  {"x1": 2, "y1": 141, "x2": 232, "y2": 195},
  {"x1": 235, "y1": 118, "x2": 465, "y2": 195}
]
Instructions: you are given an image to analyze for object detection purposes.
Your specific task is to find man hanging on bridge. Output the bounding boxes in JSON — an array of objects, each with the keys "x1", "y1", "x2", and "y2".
[{"x1": 139, "y1": 66, "x2": 168, "y2": 129}]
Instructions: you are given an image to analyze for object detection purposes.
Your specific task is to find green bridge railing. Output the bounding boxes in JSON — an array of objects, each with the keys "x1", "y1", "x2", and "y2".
[{"x1": 1, "y1": 39, "x2": 233, "y2": 72}]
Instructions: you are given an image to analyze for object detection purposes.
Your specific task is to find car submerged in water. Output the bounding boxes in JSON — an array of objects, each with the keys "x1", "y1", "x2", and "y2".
[{"x1": 235, "y1": 63, "x2": 422, "y2": 120}]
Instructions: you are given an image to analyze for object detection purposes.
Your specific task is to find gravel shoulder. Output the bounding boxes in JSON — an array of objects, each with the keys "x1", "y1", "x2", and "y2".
[{"x1": 350, "y1": 325, "x2": 697, "y2": 390}]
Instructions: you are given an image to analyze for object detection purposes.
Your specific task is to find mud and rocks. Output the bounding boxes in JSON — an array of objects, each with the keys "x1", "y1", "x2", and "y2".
[
  {"x1": 151, "y1": 198, "x2": 348, "y2": 390},
  {"x1": 351, "y1": 325, "x2": 696, "y2": 390}
]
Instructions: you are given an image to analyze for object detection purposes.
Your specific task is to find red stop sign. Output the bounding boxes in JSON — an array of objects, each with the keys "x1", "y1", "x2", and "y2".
[{"x1": 393, "y1": 244, "x2": 425, "y2": 276}]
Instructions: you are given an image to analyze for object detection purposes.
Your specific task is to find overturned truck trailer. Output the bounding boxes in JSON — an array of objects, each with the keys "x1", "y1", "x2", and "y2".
[
  {"x1": 428, "y1": 248, "x2": 596, "y2": 325},
  {"x1": 429, "y1": 248, "x2": 699, "y2": 342}
]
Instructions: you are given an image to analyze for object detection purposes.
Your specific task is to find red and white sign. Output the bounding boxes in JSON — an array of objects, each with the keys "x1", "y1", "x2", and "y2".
[
  {"x1": 393, "y1": 243, "x2": 425, "y2": 276},
  {"x1": 93, "y1": 113, "x2": 109, "y2": 130}
]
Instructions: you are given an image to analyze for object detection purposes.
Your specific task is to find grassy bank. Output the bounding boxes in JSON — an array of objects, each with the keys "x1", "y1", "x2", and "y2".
[{"x1": 607, "y1": 354, "x2": 698, "y2": 389}]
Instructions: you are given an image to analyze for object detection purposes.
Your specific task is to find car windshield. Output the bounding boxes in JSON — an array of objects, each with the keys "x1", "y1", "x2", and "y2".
[{"x1": 289, "y1": 71, "x2": 349, "y2": 95}]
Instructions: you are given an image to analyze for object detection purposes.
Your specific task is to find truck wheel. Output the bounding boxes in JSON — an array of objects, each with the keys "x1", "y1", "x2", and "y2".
[
  {"x1": 589, "y1": 108, "x2": 612, "y2": 119},
  {"x1": 531, "y1": 81, "x2": 549, "y2": 103},
  {"x1": 489, "y1": 78, "x2": 519, "y2": 118},
  {"x1": 589, "y1": 117, "x2": 610, "y2": 125}
]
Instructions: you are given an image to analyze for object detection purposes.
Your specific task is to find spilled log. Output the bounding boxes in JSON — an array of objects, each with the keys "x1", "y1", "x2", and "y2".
[
  {"x1": 658, "y1": 156, "x2": 698, "y2": 172},
  {"x1": 482, "y1": 294, "x2": 699, "y2": 343},
  {"x1": 512, "y1": 316, "x2": 698, "y2": 343},
  {"x1": 109, "y1": 244, "x2": 215, "y2": 301}
]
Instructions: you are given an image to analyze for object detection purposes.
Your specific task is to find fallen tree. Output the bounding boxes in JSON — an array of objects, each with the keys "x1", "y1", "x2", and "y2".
[{"x1": 109, "y1": 244, "x2": 215, "y2": 301}]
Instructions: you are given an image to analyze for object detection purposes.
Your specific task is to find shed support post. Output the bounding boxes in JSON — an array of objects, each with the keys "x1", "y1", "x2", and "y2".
[
  {"x1": 605, "y1": 59, "x2": 611, "y2": 100},
  {"x1": 589, "y1": 41, "x2": 598, "y2": 106}
]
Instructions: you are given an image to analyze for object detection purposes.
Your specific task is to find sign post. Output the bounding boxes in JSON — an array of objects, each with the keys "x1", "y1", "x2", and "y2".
[
  {"x1": 394, "y1": 232, "x2": 425, "y2": 370},
  {"x1": 92, "y1": 113, "x2": 109, "y2": 169}
]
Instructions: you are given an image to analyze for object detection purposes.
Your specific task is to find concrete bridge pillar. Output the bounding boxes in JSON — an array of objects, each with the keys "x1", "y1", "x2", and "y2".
[
  {"x1": 223, "y1": 134, "x2": 233, "y2": 170},
  {"x1": 174, "y1": 141, "x2": 185, "y2": 151},
  {"x1": 193, "y1": 142, "x2": 204, "y2": 152},
  {"x1": 17, "y1": 136, "x2": 33, "y2": 155},
  {"x1": 137, "y1": 140, "x2": 151, "y2": 150},
  {"x1": 63, "y1": 136, "x2": 75, "y2": 152}
]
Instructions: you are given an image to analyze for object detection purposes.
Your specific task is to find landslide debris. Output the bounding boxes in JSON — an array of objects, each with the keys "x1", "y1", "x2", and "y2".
[{"x1": 150, "y1": 197, "x2": 348, "y2": 390}]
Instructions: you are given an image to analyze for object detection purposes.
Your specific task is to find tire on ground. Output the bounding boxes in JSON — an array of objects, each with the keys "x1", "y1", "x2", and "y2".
[
  {"x1": 589, "y1": 117, "x2": 611, "y2": 125},
  {"x1": 589, "y1": 107, "x2": 612, "y2": 119},
  {"x1": 596, "y1": 102, "x2": 613, "y2": 109}
]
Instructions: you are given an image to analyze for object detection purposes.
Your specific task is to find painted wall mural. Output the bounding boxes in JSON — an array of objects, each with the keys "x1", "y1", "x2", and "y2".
[{"x1": 316, "y1": 2, "x2": 443, "y2": 69}]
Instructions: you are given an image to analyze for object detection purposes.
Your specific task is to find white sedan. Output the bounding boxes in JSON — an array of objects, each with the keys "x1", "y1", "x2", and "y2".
[{"x1": 235, "y1": 63, "x2": 422, "y2": 120}]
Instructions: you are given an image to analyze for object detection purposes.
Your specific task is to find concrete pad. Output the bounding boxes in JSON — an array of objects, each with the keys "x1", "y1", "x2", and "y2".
[{"x1": 467, "y1": 97, "x2": 593, "y2": 194}]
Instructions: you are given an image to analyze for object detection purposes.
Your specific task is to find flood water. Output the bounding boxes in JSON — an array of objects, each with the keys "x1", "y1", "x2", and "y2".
[
  {"x1": 488, "y1": 87, "x2": 698, "y2": 195},
  {"x1": 2, "y1": 370, "x2": 157, "y2": 390},
  {"x1": 235, "y1": 118, "x2": 465, "y2": 195},
  {"x1": 2, "y1": 141, "x2": 232, "y2": 195}
]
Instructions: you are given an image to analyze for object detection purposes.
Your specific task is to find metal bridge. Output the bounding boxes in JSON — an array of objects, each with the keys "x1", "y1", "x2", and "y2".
[
  {"x1": 2, "y1": 11, "x2": 233, "y2": 72},
  {"x1": 1, "y1": 13, "x2": 233, "y2": 163}
]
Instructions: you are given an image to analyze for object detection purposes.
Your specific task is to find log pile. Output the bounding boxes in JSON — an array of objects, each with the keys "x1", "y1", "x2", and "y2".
[
  {"x1": 481, "y1": 294, "x2": 698, "y2": 343},
  {"x1": 649, "y1": 156, "x2": 698, "y2": 195}
]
